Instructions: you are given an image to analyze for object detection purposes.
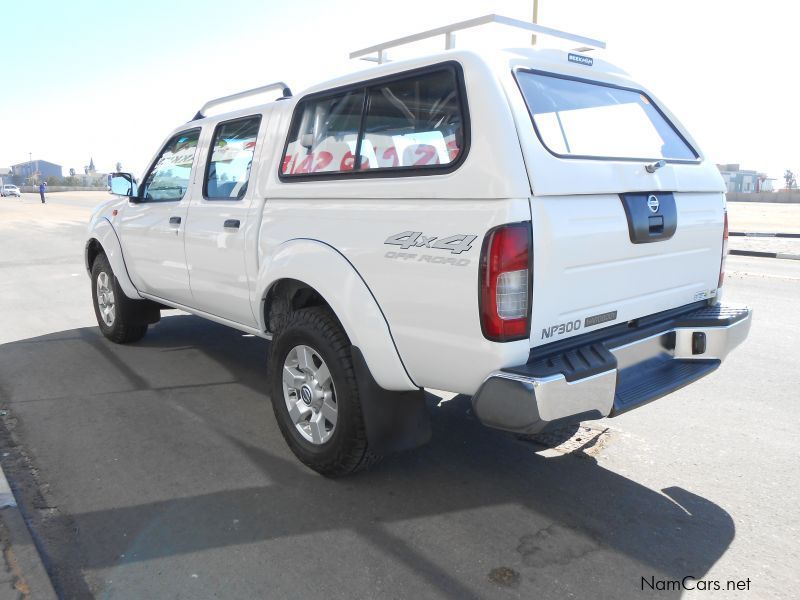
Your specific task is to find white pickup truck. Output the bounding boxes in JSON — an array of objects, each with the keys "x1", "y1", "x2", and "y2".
[{"x1": 87, "y1": 17, "x2": 751, "y2": 476}]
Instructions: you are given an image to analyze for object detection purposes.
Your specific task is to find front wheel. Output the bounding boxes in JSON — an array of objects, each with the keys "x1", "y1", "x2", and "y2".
[
  {"x1": 90, "y1": 253, "x2": 148, "y2": 343},
  {"x1": 268, "y1": 307, "x2": 380, "y2": 477}
]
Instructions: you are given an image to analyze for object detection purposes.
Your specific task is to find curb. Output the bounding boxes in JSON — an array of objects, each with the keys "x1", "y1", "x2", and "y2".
[
  {"x1": 0, "y1": 443, "x2": 57, "y2": 599},
  {"x1": 730, "y1": 249, "x2": 800, "y2": 260},
  {"x1": 730, "y1": 231, "x2": 800, "y2": 239},
  {"x1": 0, "y1": 507, "x2": 58, "y2": 600}
]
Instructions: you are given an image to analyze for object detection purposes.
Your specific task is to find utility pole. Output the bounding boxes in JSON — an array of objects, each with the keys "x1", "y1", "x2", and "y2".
[{"x1": 531, "y1": 0, "x2": 539, "y2": 45}]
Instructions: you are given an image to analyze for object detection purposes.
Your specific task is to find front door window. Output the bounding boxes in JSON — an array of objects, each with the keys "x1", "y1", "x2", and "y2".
[{"x1": 141, "y1": 130, "x2": 201, "y2": 201}]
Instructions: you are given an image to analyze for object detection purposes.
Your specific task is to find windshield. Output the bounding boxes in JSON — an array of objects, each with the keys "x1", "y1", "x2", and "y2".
[{"x1": 515, "y1": 70, "x2": 697, "y2": 162}]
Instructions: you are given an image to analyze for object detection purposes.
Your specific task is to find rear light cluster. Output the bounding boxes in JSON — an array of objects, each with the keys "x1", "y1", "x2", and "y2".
[
  {"x1": 718, "y1": 211, "x2": 729, "y2": 288},
  {"x1": 479, "y1": 222, "x2": 532, "y2": 341}
]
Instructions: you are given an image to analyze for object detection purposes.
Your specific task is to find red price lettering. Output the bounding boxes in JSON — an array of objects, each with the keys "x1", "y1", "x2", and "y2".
[
  {"x1": 414, "y1": 144, "x2": 439, "y2": 166},
  {"x1": 446, "y1": 140, "x2": 460, "y2": 162},
  {"x1": 294, "y1": 154, "x2": 313, "y2": 174},
  {"x1": 383, "y1": 147, "x2": 399, "y2": 167},
  {"x1": 312, "y1": 151, "x2": 333, "y2": 172},
  {"x1": 340, "y1": 151, "x2": 355, "y2": 171}
]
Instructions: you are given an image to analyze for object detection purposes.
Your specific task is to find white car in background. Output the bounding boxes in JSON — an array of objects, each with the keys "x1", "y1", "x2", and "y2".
[{"x1": 2, "y1": 184, "x2": 21, "y2": 197}]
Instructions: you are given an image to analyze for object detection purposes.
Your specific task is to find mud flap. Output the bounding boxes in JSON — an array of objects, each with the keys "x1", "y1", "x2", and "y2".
[
  {"x1": 350, "y1": 346, "x2": 431, "y2": 454},
  {"x1": 116, "y1": 292, "x2": 161, "y2": 326}
]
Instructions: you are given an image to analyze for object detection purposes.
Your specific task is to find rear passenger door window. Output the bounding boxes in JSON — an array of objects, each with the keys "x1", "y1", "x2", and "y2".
[
  {"x1": 281, "y1": 91, "x2": 365, "y2": 175},
  {"x1": 204, "y1": 116, "x2": 262, "y2": 200},
  {"x1": 360, "y1": 69, "x2": 463, "y2": 170}
]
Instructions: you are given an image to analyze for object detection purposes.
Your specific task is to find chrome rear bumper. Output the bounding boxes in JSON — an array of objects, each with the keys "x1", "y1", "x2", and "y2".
[{"x1": 471, "y1": 304, "x2": 752, "y2": 434}]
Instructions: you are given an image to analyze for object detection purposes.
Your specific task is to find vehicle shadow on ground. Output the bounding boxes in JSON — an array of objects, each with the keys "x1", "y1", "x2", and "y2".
[{"x1": 0, "y1": 315, "x2": 734, "y2": 599}]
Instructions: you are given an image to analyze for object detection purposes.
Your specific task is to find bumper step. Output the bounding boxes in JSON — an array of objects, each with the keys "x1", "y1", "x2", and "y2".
[
  {"x1": 505, "y1": 343, "x2": 616, "y2": 383},
  {"x1": 612, "y1": 355, "x2": 719, "y2": 416},
  {"x1": 672, "y1": 304, "x2": 751, "y2": 328}
]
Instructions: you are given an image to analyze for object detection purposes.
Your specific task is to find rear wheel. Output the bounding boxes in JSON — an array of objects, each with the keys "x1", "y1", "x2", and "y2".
[
  {"x1": 268, "y1": 307, "x2": 380, "y2": 476},
  {"x1": 90, "y1": 253, "x2": 148, "y2": 343}
]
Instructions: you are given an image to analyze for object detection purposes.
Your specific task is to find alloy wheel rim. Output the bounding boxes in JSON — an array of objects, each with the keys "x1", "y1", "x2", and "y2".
[
  {"x1": 282, "y1": 344, "x2": 338, "y2": 445},
  {"x1": 96, "y1": 271, "x2": 116, "y2": 327}
]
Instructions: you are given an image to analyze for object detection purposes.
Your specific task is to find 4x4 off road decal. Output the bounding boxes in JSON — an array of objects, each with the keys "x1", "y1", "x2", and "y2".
[
  {"x1": 384, "y1": 231, "x2": 477, "y2": 267},
  {"x1": 384, "y1": 231, "x2": 476, "y2": 254}
]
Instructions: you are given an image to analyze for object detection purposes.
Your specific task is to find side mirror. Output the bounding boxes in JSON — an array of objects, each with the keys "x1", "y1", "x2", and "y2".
[{"x1": 109, "y1": 172, "x2": 138, "y2": 197}]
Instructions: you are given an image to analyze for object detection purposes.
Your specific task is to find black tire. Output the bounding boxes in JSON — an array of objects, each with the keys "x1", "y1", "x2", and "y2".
[
  {"x1": 268, "y1": 307, "x2": 381, "y2": 477},
  {"x1": 90, "y1": 253, "x2": 148, "y2": 344}
]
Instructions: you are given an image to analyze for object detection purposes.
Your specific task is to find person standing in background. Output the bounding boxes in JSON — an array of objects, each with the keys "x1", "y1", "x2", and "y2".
[{"x1": 39, "y1": 181, "x2": 46, "y2": 203}]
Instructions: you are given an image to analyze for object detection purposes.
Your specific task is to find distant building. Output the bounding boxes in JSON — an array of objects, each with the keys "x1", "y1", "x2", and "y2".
[
  {"x1": 11, "y1": 159, "x2": 63, "y2": 184},
  {"x1": 79, "y1": 157, "x2": 108, "y2": 186},
  {"x1": 758, "y1": 174, "x2": 775, "y2": 192},
  {"x1": 716, "y1": 164, "x2": 773, "y2": 193}
]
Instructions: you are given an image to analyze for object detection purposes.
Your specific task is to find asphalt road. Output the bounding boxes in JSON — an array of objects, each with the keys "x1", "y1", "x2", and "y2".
[{"x1": 0, "y1": 193, "x2": 798, "y2": 599}]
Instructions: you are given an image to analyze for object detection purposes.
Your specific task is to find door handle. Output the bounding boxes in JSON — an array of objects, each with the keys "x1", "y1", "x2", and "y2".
[
  {"x1": 223, "y1": 219, "x2": 240, "y2": 229},
  {"x1": 169, "y1": 216, "x2": 181, "y2": 225}
]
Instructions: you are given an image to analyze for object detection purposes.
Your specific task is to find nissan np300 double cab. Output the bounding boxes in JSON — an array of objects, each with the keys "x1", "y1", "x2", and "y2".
[{"x1": 88, "y1": 16, "x2": 751, "y2": 476}]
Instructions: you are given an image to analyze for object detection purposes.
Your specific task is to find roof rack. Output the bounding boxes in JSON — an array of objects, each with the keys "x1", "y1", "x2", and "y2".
[
  {"x1": 192, "y1": 81, "x2": 292, "y2": 120},
  {"x1": 350, "y1": 14, "x2": 606, "y2": 64}
]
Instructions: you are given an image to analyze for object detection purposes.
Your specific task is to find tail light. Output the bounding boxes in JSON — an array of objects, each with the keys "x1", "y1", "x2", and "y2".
[
  {"x1": 479, "y1": 222, "x2": 532, "y2": 341},
  {"x1": 718, "y1": 211, "x2": 728, "y2": 288}
]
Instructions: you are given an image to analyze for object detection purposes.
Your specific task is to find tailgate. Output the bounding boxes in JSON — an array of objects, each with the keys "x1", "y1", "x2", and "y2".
[
  {"x1": 507, "y1": 62, "x2": 727, "y2": 347},
  {"x1": 529, "y1": 191, "x2": 724, "y2": 347}
]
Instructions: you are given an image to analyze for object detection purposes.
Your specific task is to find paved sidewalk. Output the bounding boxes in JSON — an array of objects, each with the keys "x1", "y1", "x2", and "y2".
[
  {"x1": 0, "y1": 495, "x2": 57, "y2": 599},
  {"x1": 727, "y1": 201, "x2": 800, "y2": 258},
  {"x1": 727, "y1": 201, "x2": 800, "y2": 234},
  {"x1": 729, "y1": 235, "x2": 800, "y2": 257}
]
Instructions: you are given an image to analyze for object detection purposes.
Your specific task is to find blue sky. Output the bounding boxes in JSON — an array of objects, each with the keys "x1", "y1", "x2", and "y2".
[{"x1": 0, "y1": 0, "x2": 795, "y2": 182}]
